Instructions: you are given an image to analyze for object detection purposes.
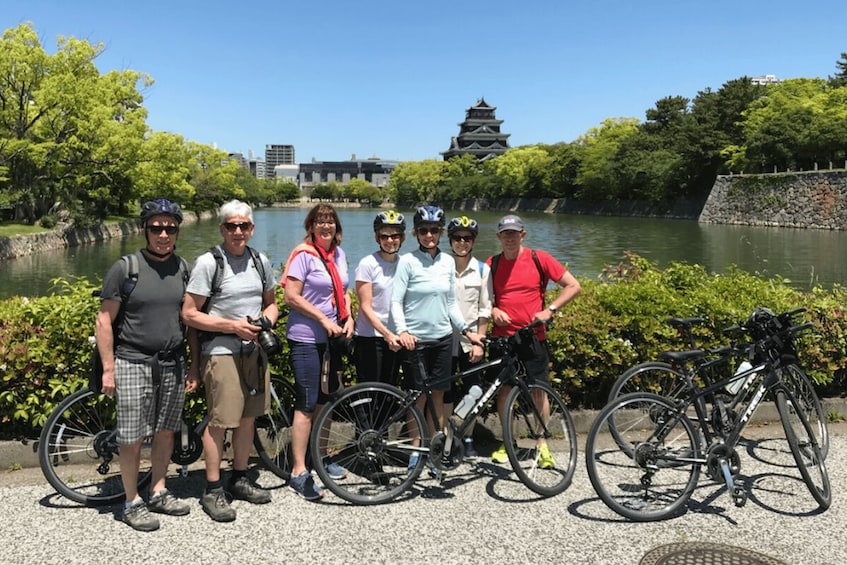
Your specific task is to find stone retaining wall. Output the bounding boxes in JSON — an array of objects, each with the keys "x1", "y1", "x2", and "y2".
[
  {"x1": 699, "y1": 171, "x2": 847, "y2": 229},
  {"x1": 449, "y1": 197, "x2": 704, "y2": 219},
  {"x1": 0, "y1": 212, "x2": 210, "y2": 262}
]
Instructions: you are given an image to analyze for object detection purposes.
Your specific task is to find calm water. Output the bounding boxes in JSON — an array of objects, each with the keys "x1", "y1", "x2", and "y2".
[{"x1": 2, "y1": 208, "x2": 846, "y2": 299}]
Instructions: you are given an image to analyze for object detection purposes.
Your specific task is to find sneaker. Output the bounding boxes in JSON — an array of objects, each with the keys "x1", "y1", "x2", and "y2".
[
  {"x1": 426, "y1": 458, "x2": 443, "y2": 482},
  {"x1": 122, "y1": 500, "x2": 160, "y2": 532},
  {"x1": 289, "y1": 471, "x2": 324, "y2": 501},
  {"x1": 200, "y1": 487, "x2": 236, "y2": 522},
  {"x1": 538, "y1": 443, "x2": 555, "y2": 469},
  {"x1": 228, "y1": 476, "x2": 271, "y2": 504},
  {"x1": 148, "y1": 488, "x2": 190, "y2": 516},
  {"x1": 323, "y1": 459, "x2": 348, "y2": 480},
  {"x1": 463, "y1": 438, "x2": 479, "y2": 459},
  {"x1": 491, "y1": 443, "x2": 508, "y2": 464},
  {"x1": 407, "y1": 452, "x2": 421, "y2": 474}
]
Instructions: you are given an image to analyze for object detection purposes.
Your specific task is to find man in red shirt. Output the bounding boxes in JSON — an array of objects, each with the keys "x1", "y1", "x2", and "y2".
[{"x1": 487, "y1": 214, "x2": 581, "y2": 464}]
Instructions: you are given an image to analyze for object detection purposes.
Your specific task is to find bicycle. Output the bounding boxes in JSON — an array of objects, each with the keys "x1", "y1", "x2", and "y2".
[
  {"x1": 308, "y1": 322, "x2": 578, "y2": 505},
  {"x1": 585, "y1": 311, "x2": 831, "y2": 521},
  {"x1": 38, "y1": 364, "x2": 296, "y2": 506},
  {"x1": 607, "y1": 309, "x2": 829, "y2": 458}
]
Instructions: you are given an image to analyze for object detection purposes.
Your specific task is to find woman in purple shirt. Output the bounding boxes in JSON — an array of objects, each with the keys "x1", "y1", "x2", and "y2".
[{"x1": 283, "y1": 204, "x2": 353, "y2": 500}]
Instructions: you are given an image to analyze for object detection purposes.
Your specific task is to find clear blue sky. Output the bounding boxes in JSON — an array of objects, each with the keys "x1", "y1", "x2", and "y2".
[{"x1": 5, "y1": 1, "x2": 846, "y2": 163}]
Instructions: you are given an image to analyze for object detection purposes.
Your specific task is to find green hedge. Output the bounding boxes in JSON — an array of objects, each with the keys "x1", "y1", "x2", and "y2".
[{"x1": 2, "y1": 253, "x2": 846, "y2": 440}]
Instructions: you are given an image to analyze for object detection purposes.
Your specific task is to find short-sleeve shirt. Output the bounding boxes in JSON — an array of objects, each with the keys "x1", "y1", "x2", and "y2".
[
  {"x1": 488, "y1": 248, "x2": 566, "y2": 338},
  {"x1": 186, "y1": 247, "x2": 276, "y2": 355},
  {"x1": 285, "y1": 246, "x2": 349, "y2": 344},
  {"x1": 354, "y1": 252, "x2": 397, "y2": 338},
  {"x1": 100, "y1": 251, "x2": 187, "y2": 361}
]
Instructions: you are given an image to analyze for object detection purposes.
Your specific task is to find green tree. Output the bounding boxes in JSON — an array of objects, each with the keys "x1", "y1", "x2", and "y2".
[
  {"x1": 575, "y1": 117, "x2": 640, "y2": 200},
  {"x1": 388, "y1": 160, "x2": 446, "y2": 204},
  {"x1": 828, "y1": 52, "x2": 847, "y2": 88},
  {"x1": 132, "y1": 131, "x2": 194, "y2": 205},
  {"x1": 488, "y1": 146, "x2": 553, "y2": 198}
]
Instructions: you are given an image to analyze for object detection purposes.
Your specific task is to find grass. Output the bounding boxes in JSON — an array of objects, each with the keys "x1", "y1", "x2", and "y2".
[{"x1": 0, "y1": 216, "x2": 134, "y2": 238}]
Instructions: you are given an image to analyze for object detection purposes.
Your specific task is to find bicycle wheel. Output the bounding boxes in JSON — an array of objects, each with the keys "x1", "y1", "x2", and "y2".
[
  {"x1": 502, "y1": 381, "x2": 577, "y2": 497},
  {"x1": 253, "y1": 375, "x2": 296, "y2": 480},
  {"x1": 38, "y1": 388, "x2": 152, "y2": 506},
  {"x1": 585, "y1": 392, "x2": 701, "y2": 521},
  {"x1": 310, "y1": 382, "x2": 426, "y2": 505},
  {"x1": 775, "y1": 388, "x2": 831, "y2": 510},
  {"x1": 608, "y1": 362, "x2": 689, "y2": 402},
  {"x1": 780, "y1": 364, "x2": 829, "y2": 459}
]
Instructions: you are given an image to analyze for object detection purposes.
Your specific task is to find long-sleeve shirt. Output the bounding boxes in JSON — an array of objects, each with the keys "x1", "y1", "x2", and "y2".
[{"x1": 390, "y1": 247, "x2": 467, "y2": 340}]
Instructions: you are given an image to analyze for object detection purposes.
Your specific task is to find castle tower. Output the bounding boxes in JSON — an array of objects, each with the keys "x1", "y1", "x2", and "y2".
[{"x1": 441, "y1": 98, "x2": 510, "y2": 161}]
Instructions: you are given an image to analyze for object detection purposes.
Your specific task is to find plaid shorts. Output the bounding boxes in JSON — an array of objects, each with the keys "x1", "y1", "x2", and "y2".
[{"x1": 115, "y1": 356, "x2": 185, "y2": 445}]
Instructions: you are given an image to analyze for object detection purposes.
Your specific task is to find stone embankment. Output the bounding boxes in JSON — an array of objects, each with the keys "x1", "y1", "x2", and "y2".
[
  {"x1": 0, "y1": 211, "x2": 211, "y2": 262},
  {"x1": 700, "y1": 170, "x2": 847, "y2": 229}
]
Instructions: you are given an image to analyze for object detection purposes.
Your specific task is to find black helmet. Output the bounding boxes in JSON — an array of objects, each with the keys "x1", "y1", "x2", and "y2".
[
  {"x1": 140, "y1": 199, "x2": 183, "y2": 225},
  {"x1": 373, "y1": 210, "x2": 406, "y2": 232},
  {"x1": 413, "y1": 205, "x2": 445, "y2": 228},
  {"x1": 447, "y1": 216, "x2": 479, "y2": 237}
]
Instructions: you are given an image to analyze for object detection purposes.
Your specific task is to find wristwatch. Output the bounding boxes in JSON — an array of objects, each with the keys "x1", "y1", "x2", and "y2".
[{"x1": 547, "y1": 304, "x2": 558, "y2": 312}]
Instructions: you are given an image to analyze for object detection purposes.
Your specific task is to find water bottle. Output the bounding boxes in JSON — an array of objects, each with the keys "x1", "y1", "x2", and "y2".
[
  {"x1": 454, "y1": 385, "x2": 483, "y2": 419},
  {"x1": 726, "y1": 361, "x2": 754, "y2": 395}
]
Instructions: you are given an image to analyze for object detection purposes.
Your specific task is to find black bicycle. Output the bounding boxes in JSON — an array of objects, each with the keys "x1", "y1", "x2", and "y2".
[
  {"x1": 607, "y1": 310, "x2": 829, "y2": 458},
  {"x1": 309, "y1": 322, "x2": 578, "y2": 505},
  {"x1": 585, "y1": 310, "x2": 831, "y2": 521},
  {"x1": 38, "y1": 367, "x2": 295, "y2": 506}
]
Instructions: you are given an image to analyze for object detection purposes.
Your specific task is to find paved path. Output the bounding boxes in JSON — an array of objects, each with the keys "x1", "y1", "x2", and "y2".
[{"x1": 1, "y1": 424, "x2": 844, "y2": 565}]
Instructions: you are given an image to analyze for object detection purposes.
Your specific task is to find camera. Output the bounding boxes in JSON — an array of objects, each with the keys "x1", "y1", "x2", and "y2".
[{"x1": 248, "y1": 315, "x2": 282, "y2": 356}]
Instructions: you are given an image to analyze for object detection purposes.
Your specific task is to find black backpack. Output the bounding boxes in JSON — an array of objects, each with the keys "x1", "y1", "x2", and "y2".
[{"x1": 200, "y1": 245, "x2": 267, "y2": 314}]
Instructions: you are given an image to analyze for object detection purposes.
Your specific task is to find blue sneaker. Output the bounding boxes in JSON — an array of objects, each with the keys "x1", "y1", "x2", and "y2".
[
  {"x1": 407, "y1": 452, "x2": 420, "y2": 474},
  {"x1": 289, "y1": 471, "x2": 324, "y2": 501},
  {"x1": 323, "y1": 459, "x2": 348, "y2": 480}
]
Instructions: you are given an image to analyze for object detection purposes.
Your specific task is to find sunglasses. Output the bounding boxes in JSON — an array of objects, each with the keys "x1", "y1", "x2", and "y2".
[
  {"x1": 417, "y1": 227, "x2": 442, "y2": 236},
  {"x1": 146, "y1": 225, "x2": 179, "y2": 235},
  {"x1": 379, "y1": 233, "x2": 402, "y2": 241},
  {"x1": 223, "y1": 221, "x2": 253, "y2": 232},
  {"x1": 451, "y1": 235, "x2": 474, "y2": 243}
]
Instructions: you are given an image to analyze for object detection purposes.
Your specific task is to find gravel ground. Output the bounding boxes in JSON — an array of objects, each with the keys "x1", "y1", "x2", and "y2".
[{"x1": 1, "y1": 422, "x2": 844, "y2": 565}]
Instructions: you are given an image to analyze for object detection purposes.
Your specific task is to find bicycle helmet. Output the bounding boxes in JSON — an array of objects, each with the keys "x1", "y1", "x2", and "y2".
[
  {"x1": 413, "y1": 205, "x2": 445, "y2": 228},
  {"x1": 447, "y1": 216, "x2": 479, "y2": 237},
  {"x1": 140, "y1": 198, "x2": 184, "y2": 226},
  {"x1": 373, "y1": 210, "x2": 406, "y2": 232}
]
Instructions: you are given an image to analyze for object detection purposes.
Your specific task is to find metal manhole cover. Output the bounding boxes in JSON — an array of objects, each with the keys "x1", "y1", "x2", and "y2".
[{"x1": 640, "y1": 542, "x2": 787, "y2": 565}]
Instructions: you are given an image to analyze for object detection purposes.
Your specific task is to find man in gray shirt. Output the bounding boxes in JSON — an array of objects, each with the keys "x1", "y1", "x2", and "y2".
[{"x1": 182, "y1": 199, "x2": 279, "y2": 522}]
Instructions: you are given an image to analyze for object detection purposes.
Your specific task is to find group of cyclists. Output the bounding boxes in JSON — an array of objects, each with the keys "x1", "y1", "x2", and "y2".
[{"x1": 97, "y1": 197, "x2": 580, "y2": 531}]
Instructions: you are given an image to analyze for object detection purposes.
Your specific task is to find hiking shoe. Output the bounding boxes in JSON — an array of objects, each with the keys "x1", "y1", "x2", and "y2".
[
  {"x1": 148, "y1": 488, "x2": 190, "y2": 516},
  {"x1": 538, "y1": 443, "x2": 555, "y2": 469},
  {"x1": 463, "y1": 438, "x2": 479, "y2": 459},
  {"x1": 289, "y1": 471, "x2": 324, "y2": 501},
  {"x1": 491, "y1": 443, "x2": 508, "y2": 464},
  {"x1": 200, "y1": 487, "x2": 236, "y2": 522},
  {"x1": 122, "y1": 500, "x2": 160, "y2": 532},
  {"x1": 323, "y1": 459, "x2": 348, "y2": 480},
  {"x1": 228, "y1": 476, "x2": 271, "y2": 504}
]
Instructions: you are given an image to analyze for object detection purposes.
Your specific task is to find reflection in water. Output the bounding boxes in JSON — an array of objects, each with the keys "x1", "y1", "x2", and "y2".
[{"x1": 2, "y1": 208, "x2": 846, "y2": 299}]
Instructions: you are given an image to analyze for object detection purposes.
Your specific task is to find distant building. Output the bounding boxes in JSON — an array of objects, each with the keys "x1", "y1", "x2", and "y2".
[
  {"x1": 441, "y1": 98, "x2": 510, "y2": 161},
  {"x1": 751, "y1": 74, "x2": 782, "y2": 85},
  {"x1": 228, "y1": 151, "x2": 266, "y2": 179},
  {"x1": 265, "y1": 144, "x2": 296, "y2": 178},
  {"x1": 298, "y1": 155, "x2": 398, "y2": 188},
  {"x1": 274, "y1": 164, "x2": 299, "y2": 183}
]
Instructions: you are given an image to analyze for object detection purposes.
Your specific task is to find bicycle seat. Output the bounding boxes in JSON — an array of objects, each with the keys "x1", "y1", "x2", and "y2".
[{"x1": 658, "y1": 349, "x2": 708, "y2": 363}]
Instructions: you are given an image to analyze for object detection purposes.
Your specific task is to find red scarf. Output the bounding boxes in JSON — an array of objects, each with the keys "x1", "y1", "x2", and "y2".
[
  {"x1": 280, "y1": 241, "x2": 347, "y2": 322},
  {"x1": 310, "y1": 240, "x2": 347, "y2": 322}
]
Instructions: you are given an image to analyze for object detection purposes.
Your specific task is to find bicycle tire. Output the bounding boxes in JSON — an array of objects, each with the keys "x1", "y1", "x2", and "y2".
[
  {"x1": 38, "y1": 388, "x2": 152, "y2": 506},
  {"x1": 502, "y1": 381, "x2": 577, "y2": 497},
  {"x1": 310, "y1": 382, "x2": 427, "y2": 505},
  {"x1": 775, "y1": 387, "x2": 831, "y2": 510},
  {"x1": 607, "y1": 363, "x2": 691, "y2": 455},
  {"x1": 253, "y1": 375, "x2": 296, "y2": 481},
  {"x1": 585, "y1": 392, "x2": 701, "y2": 521},
  {"x1": 780, "y1": 364, "x2": 829, "y2": 459}
]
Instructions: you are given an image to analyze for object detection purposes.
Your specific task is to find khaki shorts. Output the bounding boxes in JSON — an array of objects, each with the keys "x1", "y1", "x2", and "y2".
[{"x1": 201, "y1": 350, "x2": 270, "y2": 428}]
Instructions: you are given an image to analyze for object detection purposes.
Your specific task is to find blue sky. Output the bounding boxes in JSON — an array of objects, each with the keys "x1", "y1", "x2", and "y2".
[{"x1": 5, "y1": 1, "x2": 846, "y2": 163}]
